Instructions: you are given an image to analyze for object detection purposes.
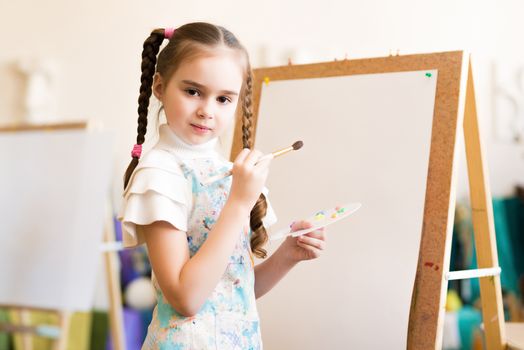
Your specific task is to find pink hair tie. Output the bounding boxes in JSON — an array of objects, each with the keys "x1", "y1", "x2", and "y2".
[
  {"x1": 131, "y1": 144, "x2": 142, "y2": 158},
  {"x1": 164, "y1": 28, "x2": 175, "y2": 39}
]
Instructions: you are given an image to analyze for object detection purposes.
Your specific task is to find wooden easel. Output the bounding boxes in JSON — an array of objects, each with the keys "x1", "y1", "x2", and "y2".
[
  {"x1": 406, "y1": 56, "x2": 511, "y2": 350},
  {"x1": 231, "y1": 51, "x2": 521, "y2": 349},
  {"x1": 0, "y1": 122, "x2": 126, "y2": 350}
]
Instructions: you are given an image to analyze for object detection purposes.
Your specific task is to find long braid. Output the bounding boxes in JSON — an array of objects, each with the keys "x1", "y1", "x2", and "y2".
[
  {"x1": 241, "y1": 71, "x2": 253, "y2": 149},
  {"x1": 123, "y1": 29, "x2": 165, "y2": 189},
  {"x1": 243, "y1": 71, "x2": 269, "y2": 259}
]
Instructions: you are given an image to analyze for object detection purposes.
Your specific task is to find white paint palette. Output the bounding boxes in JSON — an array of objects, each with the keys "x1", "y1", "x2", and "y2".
[{"x1": 269, "y1": 202, "x2": 362, "y2": 241}]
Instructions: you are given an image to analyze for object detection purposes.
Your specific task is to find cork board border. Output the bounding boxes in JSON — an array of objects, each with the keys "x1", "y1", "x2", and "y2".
[{"x1": 231, "y1": 51, "x2": 468, "y2": 348}]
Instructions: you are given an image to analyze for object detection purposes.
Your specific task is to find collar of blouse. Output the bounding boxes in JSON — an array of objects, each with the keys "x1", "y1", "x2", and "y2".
[{"x1": 156, "y1": 123, "x2": 221, "y2": 159}]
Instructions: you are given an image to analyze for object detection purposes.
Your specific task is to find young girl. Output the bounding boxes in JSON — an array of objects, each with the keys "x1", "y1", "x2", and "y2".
[{"x1": 119, "y1": 22, "x2": 326, "y2": 349}]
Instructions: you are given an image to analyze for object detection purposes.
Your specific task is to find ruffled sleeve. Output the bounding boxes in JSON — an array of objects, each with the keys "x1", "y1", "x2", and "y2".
[
  {"x1": 261, "y1": 186, "x2": 278, "y2": 228},
  {"x1": 118, "y1": 151, "x2": 192, "y2": 248}
]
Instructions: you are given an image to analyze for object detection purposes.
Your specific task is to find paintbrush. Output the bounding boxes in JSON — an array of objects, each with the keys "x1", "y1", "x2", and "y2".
[{"x1": 202, "y1": 141, "x2": 304, "y2": 185}]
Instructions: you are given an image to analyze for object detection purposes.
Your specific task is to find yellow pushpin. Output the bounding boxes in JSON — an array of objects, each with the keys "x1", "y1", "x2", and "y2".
[{"x1": 264, "y1": 76, "x2": 270, "y2": 85}]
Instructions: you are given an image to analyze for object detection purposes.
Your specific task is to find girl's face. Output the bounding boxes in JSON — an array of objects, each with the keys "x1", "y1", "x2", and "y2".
[{"x1": 153, "y1": 51, "x2": 244, "y2": 145}]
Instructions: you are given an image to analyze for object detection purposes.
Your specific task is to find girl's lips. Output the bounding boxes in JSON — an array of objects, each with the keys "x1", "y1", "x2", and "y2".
[
  {"x1": 191, "y1": 124, "x2": 211, "y2": 130},
  {"x1": 191, "y1": 124, "x2": 212, "y2": 134}
]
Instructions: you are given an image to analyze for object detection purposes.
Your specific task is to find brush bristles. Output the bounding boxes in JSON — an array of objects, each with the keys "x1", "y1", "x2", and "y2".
[{"x1": 292, "y1": 141, "x2": 303, "y2": 150}]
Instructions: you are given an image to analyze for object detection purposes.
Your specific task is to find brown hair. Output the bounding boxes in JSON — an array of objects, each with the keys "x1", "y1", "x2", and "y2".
[{"x1": 123, "y1": 22, "x2": 269, "y2": 258}]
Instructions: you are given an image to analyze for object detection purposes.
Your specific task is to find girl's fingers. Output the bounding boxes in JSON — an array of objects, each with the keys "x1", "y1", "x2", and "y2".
[
  {"x1": 234, "y1": 148, "x2": 250, "y2": 165},
  {"x1": 305, "y1": 228, "x2": 326, "y2": 240},
  {"x1": 291, "y1": 220, "x2": 312, "y2": 232},
  {"x1": 244, "y1": 149, "x2": 263, "y2": 167},
  {"x1": 297, "y1": 235, "x2": 326, "y2": 251},
  {"x1": 254, "y1": 155, "x2": 272, "y2": 170},
  {"x1": 291, "y1": 221, "x2": 325, "y2": 240},
  {"x1": 258, "y1": 167, "x2": 270, "y2": 181},
  {"x1": 296, "y1": 240, "x2": 322, "y2": 258}
]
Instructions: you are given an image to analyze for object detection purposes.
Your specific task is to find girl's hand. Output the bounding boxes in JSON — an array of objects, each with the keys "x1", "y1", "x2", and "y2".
[
  {"x1": 228, "y1": 148, "x2": 271, "y2": 210},
  {"x1": 280, "y1": 220, "x2": 326, "y2": 263}
]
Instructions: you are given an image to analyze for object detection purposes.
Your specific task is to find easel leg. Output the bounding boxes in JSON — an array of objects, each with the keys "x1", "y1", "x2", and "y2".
[
  {"x1": 52, "y1": 311, "x2": 70, "y2": 350},
  {"x1": 463, "y1": 57, "x2": 506, "y2": 349},
  {"x1": 19, "y1": 309, "x2": 32, "y2": 350},
  {"x1": 104, "y1": 201, "x2": 126, "y2": 350}
]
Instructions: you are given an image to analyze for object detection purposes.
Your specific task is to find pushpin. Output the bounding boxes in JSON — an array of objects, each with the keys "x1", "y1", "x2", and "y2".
[
  {"x1": 264, "y1": 76, "x2": 270, "y2": 85},
  {"x1": 425, "y1": 72, "x2": 432, "y2": 78}
]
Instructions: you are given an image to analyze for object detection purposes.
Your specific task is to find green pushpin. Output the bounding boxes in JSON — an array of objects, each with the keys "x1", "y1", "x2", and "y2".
[{"x1": 425, "y1": 72, "x2": 432, "y2": 78}]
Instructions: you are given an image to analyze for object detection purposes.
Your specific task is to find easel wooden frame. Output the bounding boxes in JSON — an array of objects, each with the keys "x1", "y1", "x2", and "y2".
[
  {"x1": 231, "y1": 51, "x2": 509, "y2": 349},
  {"x1": 0, "y1": 122, "x2": 126, "y2": 350}
]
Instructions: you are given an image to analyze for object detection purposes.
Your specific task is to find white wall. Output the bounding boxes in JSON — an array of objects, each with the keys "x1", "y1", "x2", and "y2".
[
  {"x1": 2, "y1": 0, "x2": 523, "y2": 344},
  {"x1": 2, "y1": 0, "x2": 524, "y2": 204}
]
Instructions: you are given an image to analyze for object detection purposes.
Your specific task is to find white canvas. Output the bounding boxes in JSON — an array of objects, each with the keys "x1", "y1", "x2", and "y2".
[
  {"x1": 0, "y1": 129, "x2": 113, "y2": 311},
  {"x1": 255, "y1": 70, "x2": 438, "y2": 349}
]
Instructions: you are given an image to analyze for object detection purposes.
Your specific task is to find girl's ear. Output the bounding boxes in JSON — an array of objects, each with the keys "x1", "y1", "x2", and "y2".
[{"x1": 152, "y1": 73, "x2": 164, "y2": 101}]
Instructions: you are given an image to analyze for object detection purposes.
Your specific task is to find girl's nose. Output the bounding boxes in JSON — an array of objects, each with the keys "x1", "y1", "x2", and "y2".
[{"x1": 197, "y1": 100, "x2": 214, "y2": 119}]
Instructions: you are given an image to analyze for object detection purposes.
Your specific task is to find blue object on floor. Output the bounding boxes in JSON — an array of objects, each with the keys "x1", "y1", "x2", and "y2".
[
  {"x1": 106, "y1": 308, "x2": 145, "y2": 350},
  {"x1": 457, "y1": 305, "x2": 482, "y2": 350}
]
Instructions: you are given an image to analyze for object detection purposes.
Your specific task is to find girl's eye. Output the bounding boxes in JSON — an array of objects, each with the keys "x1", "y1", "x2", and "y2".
[
  {"x1": 185, "y1": 89, "x2": 200, "y2": 97},
  {"x1": 217, "y1": 96, "x2": 231, "y2": 104}
]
